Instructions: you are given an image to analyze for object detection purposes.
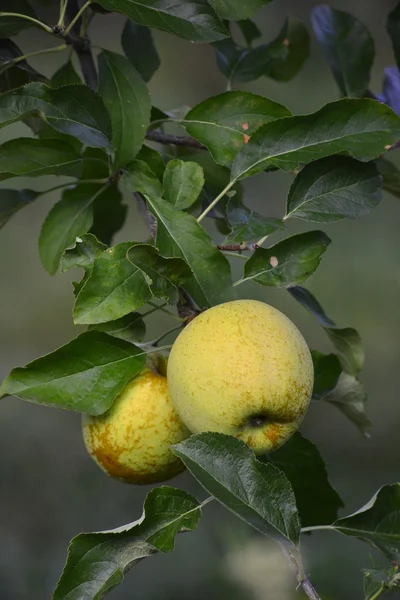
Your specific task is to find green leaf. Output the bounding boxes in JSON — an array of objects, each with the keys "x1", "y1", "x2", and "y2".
[
  {"x1": 0, "y1": 39, "x2": 46, "y2": 92},
  {"x1": 136, "y1": 144, "x2": 165, "y2": 179},
  {"x1": 0, "y1": 1, "x2": 38, "y2": 37},
  {"x1": 122, "y1": 159, "x2": 162, "y2": 197},
  {"x1": 387, "y1": 3, "x2": 400, "y2": 72},
  {"x1": 94, "y1": 0, "x2": 229, "y2": 43},
  {"x1": 53, "y1": 487, "x2": 201, "y2": 600},
  {"x1": 288, "y1": 286, "x2": 364, "y2": 376},
  {"x1": 376, "y1": 157, "x2": 400, "y2": 199},
  {"x1": 0, "y1": 39, "x2": 41, "y2": 77},
  {"x1": 80, "y1": 147, "x2": 110, "y2": 180},
  {"x1": 173, "y1": 433, "x2": 300, "y2": 548},
  {"x1": 333, "y1": 484, "x2": 400, "y2": 561},
  {"x1": 0, "y1": 188, "x2": 38, "y2": 228},
  {"x1": 0, "y1": 331, "x2": 146, "y2": 414},
  {"x1": 89, "y1": 312, "x2": 146, "y2": 343},
  {"x1": 98, "y1": 50, "x2": 151, "y2": 169},
  {"x1": 288, "y1": 285, "x2": 335, "y2": 327},
  {"x1": 73, "y1": 242, "x2": 152, "y2": 325},
  {"x1": 127, "y1": 243, "x2": 191, "y2": 304},
  {"x1": 61, "y1": 233, "x2": 107, "y2": 273},
  {"x1": 323, "y1": 373, "x2": 371, "y2": 435},
  {"x1": 179, "y1": 150, "x2": 242, "y2": 206},
  {"x1": 311, "y1": 351, "x2": 342, "y2": 400},
  {"x1": 163, "y1": 159, "x2": 204, "y2": 209},
  {"x1": 286, "y1": 157, "x2": 382, "y2": 222},
  {"x1": 90, "y1": 183, "x2": 127, "y2": 246},
  {"x1": 231, "y1": 99, "x2": 400, "y2": 180},
  {"x1": 121, "y1": 20, "x2": 160, "y2": 82},
  {"x1": 325, "y1": 328, "x2": 364, "y2": 376},
  {"x1": 263, "y1": 433, "x2": 344, "y2": 527},
  {"x1": 50, "y1": 61, "x2": 81, "y2": 87},
  {"x1": 146, "y1": 195, "x2": 234, "y2": 308},
  {"x1": 224, "y1": 196, "x2": 283, "y2": 244},
  {"x1": 0, "y1": 82, "x2": 112, "y2": 148},
  {"x1": 215, "y1": 18, "x2": 309, "y2": 85},
  {"x1": 0, "y1": 138, "x2": 81, "y2": 181},
  {"x1": 39, "y1": 184, "x2": 107, "y2": 276},
  {"x1": 311, "y1": 5, "x2": 374, "y2": 97},
  {"x1": 237, "y1": 19, "x2": 261, "y2": 46},
  {"x1": 364, "y1": 572, "x2": 386, "y2": 600},
  {"x1": 241, "y1": 231, "x2": 331, "y2": 288},
  {"x1": 183, "y1": 91, "x2": 291, "y2": 167},
  {"x1": 363, "y1": 562, "x2": 400, "y2": 600},
  {"x1": 207, "y1": 0, "x2": 272, "y2": 20}
]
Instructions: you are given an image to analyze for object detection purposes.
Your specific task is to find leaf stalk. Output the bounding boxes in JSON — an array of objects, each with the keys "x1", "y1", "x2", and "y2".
[{"x1": 0, "y1": 12, "x2": 53, "y2": 34}]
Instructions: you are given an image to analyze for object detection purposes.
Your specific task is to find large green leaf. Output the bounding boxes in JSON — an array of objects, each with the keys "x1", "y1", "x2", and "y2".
[
  {"x1": 207, "y1": 0, "x2": 272, "y2": 20},
  {"x1": 241, "y1": 231, "x2": 331, "y2": 288},
  {"x1": 0, "y1": 138, "x2": 81, "y2": 180},
  {"x1": 183, "y1": 91, "x2": 291, "y2": 167},
  {"x1": 333, "y1": 484, "x2": 400, "y2": 561},
  {"x1": 163, "y1": 159, "x2": 204, "y2": 209},
  {"x1": 324, "y1": 373, "x2": 371, "y2": 435},
  {"x1": 286, "y1": 157, "x2": 382, "y2": 222},
  {"x1": 288, "y1": 286, "x2": 364, "y2": 376},
  {"x1": 53, "y1": 487, "x2": 201, "y2": 600},
  {"x1": 0, "y1": 188, "x2": 38, "y2": 228},
  {"x1": 0, "y1": 1, "x2": 38, "y2": 37},
  {"x1": 311, "y1": 350, "x2": 342, "y2": 400},
  {"x1": 94, "y1": 0, "x2": 228, "y2": 42},
  {"x1": 146, "y1": 195, "x2": 234, "y2": 307},
  {"x1": 387, "y1": 3, "x2": 400, "y2": 72},
  {"x1": 98, "y1": 50, "x2": 151, "y2": 169},
  {"x1": 0, "y1": 331, "x2": 146, "y2": 414},
  {"x1": 127, "y1": 243, "x2": 191, "y2": 304},
  {"x1": 224, "y1": 196, "x2": 283, "y2": 244},
  {"x1": 121, "y1": 20, "x2": 160, "y2": 82},
  {"x1": 231, "y1": 99, "x2": 400, "y2": 180},
  {"x1": 173, "y1": 433, "x2": 300, "y2": 549},
  {"x1": 73, "y1": 242, "x2": 151, "y2": 325},
  {"x1": 215, "y1": 18, "x2": 309, "y2": 84},
  {"x1": 0, "y1": 83, "x2": 112, "y2": 147},
  {"x1": 263, "y1": 433, "x2": 344, "y2": 527},
  {"x1": 311, "y1": 5, "x2": 374, "y2": 97},
  {"x1": 89, "y1": 313, "x2": 146, "y2": 343},
  {"x1": 39, "y1": 184, "x2": 107, "y2": 276}
]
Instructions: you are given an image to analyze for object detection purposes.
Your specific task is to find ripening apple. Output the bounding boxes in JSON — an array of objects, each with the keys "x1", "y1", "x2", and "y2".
[
  {"x1": 82, "y1": 355, "x2": 190, "y2": 484},
  {"x1": 167, "y1": 299, "x2": 313, "y2": 454}
]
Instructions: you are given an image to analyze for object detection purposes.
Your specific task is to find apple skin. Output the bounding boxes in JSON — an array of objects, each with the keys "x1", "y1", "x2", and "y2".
[
  {"x1": 82, "y1": 360, "x2": 190, "y2": 484},
  {"x1": 167, "y1": 299, "x2": 313, "y2": 454}
]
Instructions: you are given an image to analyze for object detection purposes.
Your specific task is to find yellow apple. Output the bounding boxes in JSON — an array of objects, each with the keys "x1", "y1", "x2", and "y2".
[
  {"x1": 167, "y1": 299, "x2": 313, "y2": 454},
  {"x1": 82, "y1": 356, "x2": 190, "y2": 484}
]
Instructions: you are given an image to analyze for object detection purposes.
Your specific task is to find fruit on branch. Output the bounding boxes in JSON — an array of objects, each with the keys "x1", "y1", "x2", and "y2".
[
  {"x1": 167, "y1": 300, "x2": 313, "y2": 454},
  {"x1": 82, "y1": 355, "x2": 190, "y2": 484}
]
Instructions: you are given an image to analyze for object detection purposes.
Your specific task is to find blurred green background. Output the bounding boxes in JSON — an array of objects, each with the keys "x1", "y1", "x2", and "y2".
[{"x1": 1, "y1": 1, "x2": 400, "y2": 598}]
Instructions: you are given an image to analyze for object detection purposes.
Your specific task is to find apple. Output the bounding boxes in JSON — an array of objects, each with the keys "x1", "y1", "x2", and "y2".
[
  {"x1": 82, "y1": 355, "x2": 190, "y2": 484},
  {"x1": 167, "y1": 299, "x2": 313, "y2": 454}
]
